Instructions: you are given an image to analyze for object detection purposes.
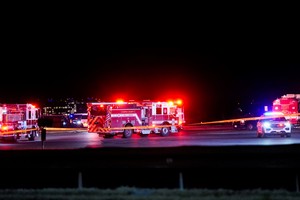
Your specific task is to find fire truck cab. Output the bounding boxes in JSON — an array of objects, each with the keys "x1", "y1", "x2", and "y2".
[
  {"x1": 87, "y1": 100, "x2": 185, "y2": 138},
  {"x1": 272, "y1": 94, "x2": 300, "y2": 128},
  {"x1": 0, "y1": 103, "x2": 41, "y2": 142}
]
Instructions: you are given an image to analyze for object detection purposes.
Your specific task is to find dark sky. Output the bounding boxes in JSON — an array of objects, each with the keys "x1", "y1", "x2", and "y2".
[{"x1": 2, "y1": 7, "x2": 299, "y2": 123}]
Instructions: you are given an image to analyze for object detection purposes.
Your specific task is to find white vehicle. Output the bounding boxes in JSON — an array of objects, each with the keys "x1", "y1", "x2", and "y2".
[
  {"x1": 69, "y1": 113, "x2": 88, "y2": 128},
  {"x1": 256, "y1": 111, "x2": 292, "y2": 138},
  {"x1": 0, "y1": 103, "x2": 40, "y2": 141}
]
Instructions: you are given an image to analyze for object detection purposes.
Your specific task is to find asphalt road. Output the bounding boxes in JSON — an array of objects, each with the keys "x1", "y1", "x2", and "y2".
[{"x1": 1, "y1": 125, "x2": 300, "y2": 150}]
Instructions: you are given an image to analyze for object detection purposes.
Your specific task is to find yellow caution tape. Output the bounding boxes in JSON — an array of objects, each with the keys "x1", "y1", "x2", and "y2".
[{"x1": 191, "y1": 113, "x2": 300, "y2": 125}]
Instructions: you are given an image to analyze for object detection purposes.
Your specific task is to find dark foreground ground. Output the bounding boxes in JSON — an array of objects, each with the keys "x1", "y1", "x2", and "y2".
[
  {"x1": 1, "y1": 187, "x2": 300, "y2": 200},
  {"x1": 0, "y1": 145, "x2": 300, "y2": 191}
]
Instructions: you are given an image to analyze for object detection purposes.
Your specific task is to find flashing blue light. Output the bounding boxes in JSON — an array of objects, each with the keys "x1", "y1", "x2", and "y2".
[{"x1": 263, "y1": 111, "x2": 284, "y2": 116}]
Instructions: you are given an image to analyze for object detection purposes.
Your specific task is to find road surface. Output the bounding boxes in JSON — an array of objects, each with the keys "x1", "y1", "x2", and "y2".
[{"x1": 1, "y1": 125, "x2": 300, "y2": 150}]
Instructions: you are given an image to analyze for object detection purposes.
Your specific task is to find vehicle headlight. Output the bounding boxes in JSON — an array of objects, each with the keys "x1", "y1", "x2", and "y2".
[
  {"x1": 263, "y1": 122, "x2": 271, "y2": 128},
  {"x1": 285, "y1": 122, "x2": 291, "y2": 127}
]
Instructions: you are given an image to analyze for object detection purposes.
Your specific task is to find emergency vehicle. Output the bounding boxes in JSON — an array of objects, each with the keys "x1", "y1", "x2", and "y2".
[
  {"x1": 272, "y1": 94, "x2": 300, "y2": 127},
  {"x1": 87, "y1": 100, "x2": 185, "y2": 138},
  {"x1": 69, "y1": 113, "x2": 88, "y2": 128},
  {"x1": 0, "y1": 103, "x2": 40, "y2": 141}
]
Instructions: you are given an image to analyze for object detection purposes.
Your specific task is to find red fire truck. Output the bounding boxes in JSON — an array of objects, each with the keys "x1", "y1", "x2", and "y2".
[
  {"x1": 0, "y1": 103, "x2": 41, "y2": 141},
  {"x1": 272, "y1": 94, "x2": 300, "y2": 127},
  {"x1": 87, "y1": 99, "x2": 185, "y2": 138}
]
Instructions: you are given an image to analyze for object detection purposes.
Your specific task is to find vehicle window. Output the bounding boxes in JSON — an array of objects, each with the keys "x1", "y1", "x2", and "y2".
[
  {"x1": 91, "y1": 105, "x2": 106, "y2": 116},
  {"x1": 273, "y1": 117, "x2": 287, "y2": 121}
]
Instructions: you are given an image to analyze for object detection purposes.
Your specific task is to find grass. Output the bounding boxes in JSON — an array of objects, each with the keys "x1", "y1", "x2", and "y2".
[{"x1": 0, "y1": 187, "x2": 300, "y2": 200}]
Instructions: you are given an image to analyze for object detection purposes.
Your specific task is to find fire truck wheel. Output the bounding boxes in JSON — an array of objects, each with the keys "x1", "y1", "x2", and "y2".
[
  {"x1": 123, "y1": 125, "x2": 133, "y2": 138},
  {"x1": 161, "y1": 127, "x2": 170, "y2": 136}
]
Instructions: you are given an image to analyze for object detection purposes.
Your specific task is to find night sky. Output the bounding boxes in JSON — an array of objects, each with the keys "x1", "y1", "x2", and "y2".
[{"x1": 2, "y1": 8, "x2": 299, "y2": 123}]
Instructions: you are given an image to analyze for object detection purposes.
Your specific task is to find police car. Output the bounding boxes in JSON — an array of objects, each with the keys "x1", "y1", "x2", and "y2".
[
  {"x1": 69, "y1": 113, "x2": 88, "y2": 128},
  {"x1": 256, "y1": 111, "x2": 292, "y2": 138}
]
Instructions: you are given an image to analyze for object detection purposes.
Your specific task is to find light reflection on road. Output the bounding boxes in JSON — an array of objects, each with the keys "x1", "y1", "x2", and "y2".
[{"x1": 1, "y1": 126, "x2": 300, "y2": 150}]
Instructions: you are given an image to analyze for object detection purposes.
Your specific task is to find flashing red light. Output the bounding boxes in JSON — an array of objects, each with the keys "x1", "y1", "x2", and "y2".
[
  {"x1": 28, "y1": 103, "x2": 36, "y2": 108},
  {"x1": 116, "y1": 99, "x2": 124, "y2": 104},
  {"x1": 168, "y1": 101, "x2": 174, "y2": 106},
  {"x1": 176, "y1": 99, "x2": 182, "y2": 105}
]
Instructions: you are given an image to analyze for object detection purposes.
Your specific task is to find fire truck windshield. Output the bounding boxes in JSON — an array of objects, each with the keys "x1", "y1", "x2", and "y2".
[{"x1": 91, "y1": 105, "x2": 107, "y2": 116}]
